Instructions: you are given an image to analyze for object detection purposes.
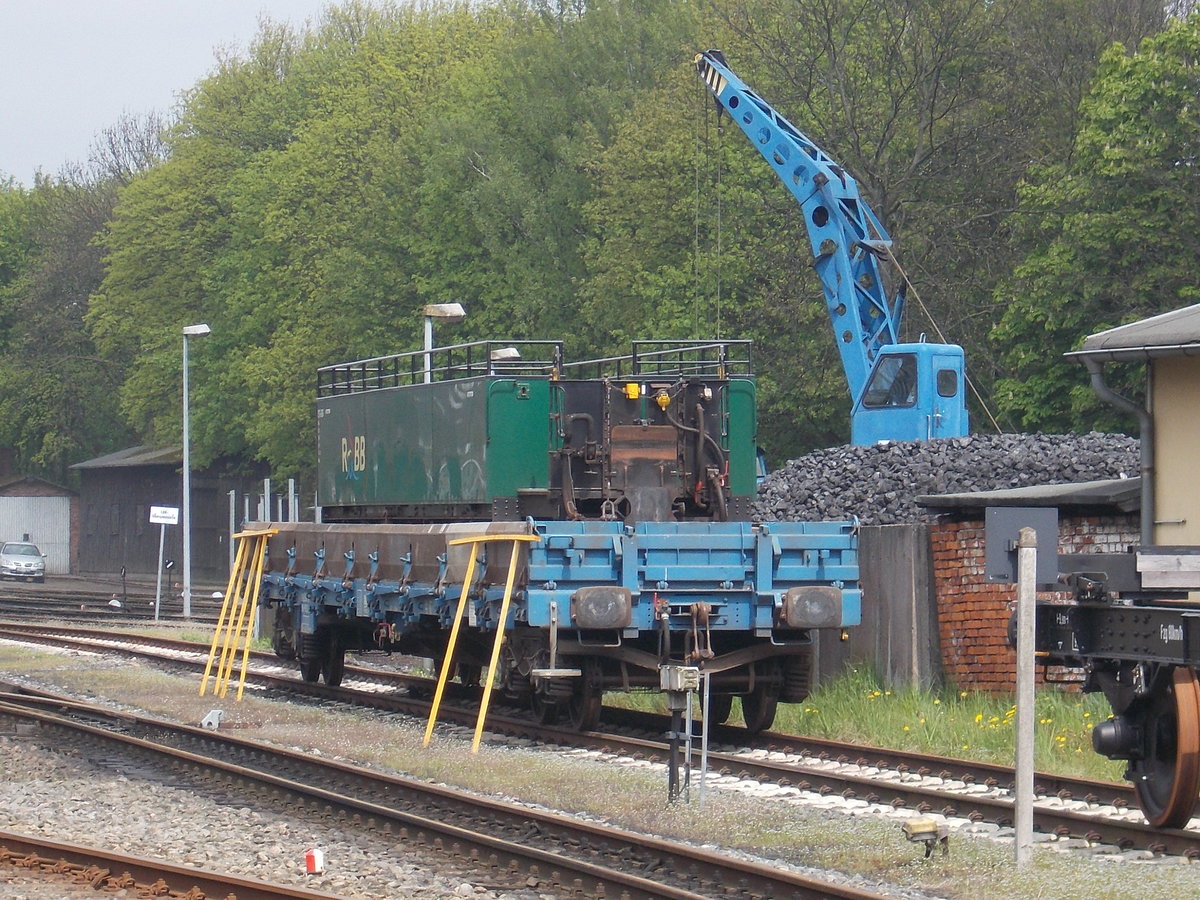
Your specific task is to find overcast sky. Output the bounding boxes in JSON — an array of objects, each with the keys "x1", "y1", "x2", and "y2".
[{"x1": 1, "y1": 1, "x2": 335, "y2": 185}]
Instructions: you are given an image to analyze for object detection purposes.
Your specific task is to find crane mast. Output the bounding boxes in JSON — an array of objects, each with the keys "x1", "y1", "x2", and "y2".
[{"x1": 695, "y1": 50, "x2": 969, "y2": 444}]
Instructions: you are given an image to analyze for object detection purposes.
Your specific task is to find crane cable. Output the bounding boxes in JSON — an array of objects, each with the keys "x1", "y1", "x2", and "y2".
[
  {"x1": 694, "y1": 76, "x2": 723, "y2": 339},
  {"x1": 712, "y1": 91, "x2": 724, "y2": 338},
  {"x1": 881, "y1": 245, "x2": 1003, "y2": 434}
]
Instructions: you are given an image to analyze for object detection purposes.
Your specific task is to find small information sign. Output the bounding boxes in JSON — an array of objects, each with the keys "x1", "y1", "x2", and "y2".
[{"x1": 150, "y1": 505, "x2": 180, "y2": 525}]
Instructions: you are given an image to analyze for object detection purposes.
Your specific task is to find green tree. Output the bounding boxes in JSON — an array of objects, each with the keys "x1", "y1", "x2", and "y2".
[
  {"x1": 0, "y1": 111, "x2": 165, "y2": 479},
  {"x1": 992, "y1": 13, "x2": 1200, "y2": 431},
  {"x1": 91, "y1": 4, "x2": 524, "y2": 477}
]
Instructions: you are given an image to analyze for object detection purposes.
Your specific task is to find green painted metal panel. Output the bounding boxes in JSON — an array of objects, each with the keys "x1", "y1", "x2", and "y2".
[
  {"x1": 317, "y1": 378, "x2": 551, "y2": 509},
  {"x1": 485, "y1": 379, "x2": 552, "y2": 498},
  {"x1": 725, "y1": 378, "x2": 758, "y2": 497}
]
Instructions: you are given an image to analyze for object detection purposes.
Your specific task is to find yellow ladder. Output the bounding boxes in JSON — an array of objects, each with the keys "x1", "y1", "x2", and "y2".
[
  {"x1": 423, "y1": 533, "x2": 540, "y2": 753},
  {"x1": 199, "y1": 528, "x2": 277, "y2": 701}
]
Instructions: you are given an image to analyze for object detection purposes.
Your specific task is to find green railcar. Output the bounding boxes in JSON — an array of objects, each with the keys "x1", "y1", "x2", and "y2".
[{"x1": 315, "y1": 340, "x2": 758, "y2": 523}]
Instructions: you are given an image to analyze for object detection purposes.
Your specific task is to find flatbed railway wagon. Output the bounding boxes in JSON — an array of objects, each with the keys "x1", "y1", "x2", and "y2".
[{"x1": 258, "y1": 339, "x2": 860, "y2": 732}]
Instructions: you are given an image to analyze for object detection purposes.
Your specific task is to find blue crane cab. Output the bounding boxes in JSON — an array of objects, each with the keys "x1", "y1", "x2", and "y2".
[{"x1": 851, "y1": 343, "x2": 968, "y2": 444}]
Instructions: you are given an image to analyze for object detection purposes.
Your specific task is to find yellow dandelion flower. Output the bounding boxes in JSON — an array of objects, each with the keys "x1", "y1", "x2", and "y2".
[{"x1": 974, "y1": 713, "x2": 983, "y2": 723}]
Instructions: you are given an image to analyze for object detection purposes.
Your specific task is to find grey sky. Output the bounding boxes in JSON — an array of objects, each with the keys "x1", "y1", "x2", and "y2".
[{"x1": 1, "y1": 0, "x2": 333, "y2": 185}]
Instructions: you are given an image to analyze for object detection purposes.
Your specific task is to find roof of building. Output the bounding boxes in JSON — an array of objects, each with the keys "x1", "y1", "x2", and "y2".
[
  {"x1": 0, "y1": 475, "x2": 76, "y2": 497},
  {"x1": 70, "y1": 445, "x2": 182, "y2": 470},
  {"x1": 916, "y1": 476, "x2": 1141, "y2": 514},
  {"x1": 1069, "y1": 304, "x2": 1200, "y2": 363}
]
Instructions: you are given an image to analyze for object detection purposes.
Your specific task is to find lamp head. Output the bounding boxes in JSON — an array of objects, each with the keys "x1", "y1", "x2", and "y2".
[
  {"x1": 182, "y1": 323, "x2": 211, "y2": 337},
  {"x1": 421, "y1": 303, "x2": 466, "y2": 324}
]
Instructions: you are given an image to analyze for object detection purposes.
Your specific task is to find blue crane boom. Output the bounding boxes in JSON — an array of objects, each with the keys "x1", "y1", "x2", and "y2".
[{"x1": 695, "y1": 50, "x2": 969, "y2": 444}]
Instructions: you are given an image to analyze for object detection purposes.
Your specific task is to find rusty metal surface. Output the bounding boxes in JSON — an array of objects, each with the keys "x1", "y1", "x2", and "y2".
[
  {"x1": 0, "y1": 829, "x2": 354, "y2": 900},
  {"x1": 254, "y1": 521, "x2": 532, "y2": 583}
]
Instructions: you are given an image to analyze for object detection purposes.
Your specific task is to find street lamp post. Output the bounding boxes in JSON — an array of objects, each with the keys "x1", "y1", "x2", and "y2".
[
  {"x1": 422, "y1": 303, "x2": 466, "y2": 383},
  {"x1": 182, "y1": 323, "x2": 211, "y2": 618}
]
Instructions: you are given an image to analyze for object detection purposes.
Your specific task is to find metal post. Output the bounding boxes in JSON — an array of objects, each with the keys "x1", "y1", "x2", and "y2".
[
  {"x1": 154, "y1": 523, "x2": 166, "y2": 621},
  {"x1": 698, "y1": 671, "x2": 711, "y2": 808},
  {"x1": 261, "y1": 477, "x2": 270, "y2": 522},
  {"x1": 423, "y1": 315, "x2": 434, "y2": 384},
  {"x1": 667, "y1": 706, "x2": 682, "y2": 802},
  {"x1": 288, "y1": 478, "x2": 297, "y2": 522},
  {"x1": 1015, "y1": 526, "x2": 1037, "y2": 865},
  {"x1": 182, "y1": 334, "x2": 191, "y2": 617},
  {"x1": 228, "y1": 489, "x2": 236, "y2": 574},
  {"x1": 181, "y1": 323, "x2": 209, "y2": 619}
]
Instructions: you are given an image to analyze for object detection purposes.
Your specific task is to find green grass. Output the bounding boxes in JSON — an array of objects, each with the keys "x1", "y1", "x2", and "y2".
[
  {"x1": 619, "y1": 665, "x2": 1125, "y2": 782},
  {"x1": 773, "y1": 666, "x2": 1124, "y2": 781}
]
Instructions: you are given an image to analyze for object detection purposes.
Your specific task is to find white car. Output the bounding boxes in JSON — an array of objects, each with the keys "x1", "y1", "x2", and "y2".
[{"x1": 0, "y1": 542, "x2": 46, "y2": 583}]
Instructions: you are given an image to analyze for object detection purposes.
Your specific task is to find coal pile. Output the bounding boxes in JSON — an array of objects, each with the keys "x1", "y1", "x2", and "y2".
[{"x1": 754, "y1": 432, "x2": 1140, "y2": 525}]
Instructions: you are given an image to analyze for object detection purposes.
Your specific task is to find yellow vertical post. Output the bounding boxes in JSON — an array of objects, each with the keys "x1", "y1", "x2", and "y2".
[
  {"x1": 472, "y1": 536, "x2": 538, "y2": 753},
  {"x1": 200, "y1": 535, "x2": 250, "y2": 697},
  {"x1": 423, "y1": 532, "x2": 541, "y2": 749},
  {"x1": 422, "y1": 546, "x2": 481, "y2": 747},
  {"x1": 234, "y1": 533, "x2": 270, "y2": 701},
  {"x1": 216, "y1": 537, "x2": 257, "y2": 697}
]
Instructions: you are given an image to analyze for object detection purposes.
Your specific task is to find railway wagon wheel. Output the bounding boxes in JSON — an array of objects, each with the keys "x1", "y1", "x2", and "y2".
[
  {"x1": 322, "y1": 637, "x2": 346, "y2": 688},
  {"x1": 298, "y1": 632, "x2": 323, "y2": 683},
  {"x1": 1132, "y1": 666, "x2": 1200, "y2": 828},
  {"x1": 739, "y1": 662, "x2": 782, "y2": 734},
  {"x1": 566, "y1": 659, "x2": 603, "y2": 732},
  {"x1": 706, "y1": 693, "x2": 734, "y2": 725}
]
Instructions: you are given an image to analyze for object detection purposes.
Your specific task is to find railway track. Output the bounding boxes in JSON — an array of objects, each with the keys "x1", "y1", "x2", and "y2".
[
  {"x1": 3, "y1": 621, "x2": 1196, "y2": 859},
  {"x1": 0, "y1": 829, "x2": 357, "y2": 900},
  {"x1": 0, "y1": 687, "x2": 894, "y2": 900},
  {"x1": 0, "y1": 583, "x2": 225, "y2": 625}
]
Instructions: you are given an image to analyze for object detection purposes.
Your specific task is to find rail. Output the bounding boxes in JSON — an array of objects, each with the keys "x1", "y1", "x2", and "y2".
[
  {"x1": 317, "y1": 340, "x2": 565, "y2": 396},
  {"x1": 564, "y1": 340, "x2": 753, "y2": 379},
  {"x1": 317, "y1": 339, "x2": 754, "y2": 396}
]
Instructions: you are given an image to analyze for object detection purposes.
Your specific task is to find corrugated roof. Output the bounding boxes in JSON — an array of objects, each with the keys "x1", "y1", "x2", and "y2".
[
  {"x1": 70, "y1": 445, "x2": 182, "y2": 470},
  {"x1": 1069, "y1": 304, "x2": 1200, "y2": 362},
  {"x1": 916, "y1": 477, "x2": 1140, "y2": 513}
]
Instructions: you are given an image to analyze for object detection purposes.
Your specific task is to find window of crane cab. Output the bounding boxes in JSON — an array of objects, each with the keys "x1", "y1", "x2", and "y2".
[
  {"x1": 863, "y1": 354, "x2": 917, "y2": 408},
  {"x1": 937, "y1": 368, "x2": 959, "y2": 398}
]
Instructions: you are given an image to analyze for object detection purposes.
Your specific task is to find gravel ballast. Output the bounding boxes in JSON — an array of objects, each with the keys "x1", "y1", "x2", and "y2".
[
  {"x1": 0, "y1": 734, "x2": 534, "y2": 900},
  {"x1": 2, "y1": 644, "x2": 1198, "y2": 900}
]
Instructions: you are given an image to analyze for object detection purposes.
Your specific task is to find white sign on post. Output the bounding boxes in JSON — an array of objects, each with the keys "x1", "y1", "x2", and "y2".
[
  {"x1": 149, "y1": 506, "x2": 179, "y2": 620},
  {"x1": 150, "y1": 506, "x2": 180, "y2": 525}
]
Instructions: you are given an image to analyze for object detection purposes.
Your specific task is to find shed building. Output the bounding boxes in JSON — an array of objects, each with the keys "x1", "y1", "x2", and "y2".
[
  {"x1": 0, "y1": 476, "x2": 77, "y2": 574},
  {"x1": 71, "y1": 446, "x2": 269, "y2": 579}
]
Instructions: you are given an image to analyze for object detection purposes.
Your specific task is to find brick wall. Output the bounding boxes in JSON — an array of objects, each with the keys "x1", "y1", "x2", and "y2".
[{"x1": 930, "y1": 513, "x2": 1139, "y2": 692}]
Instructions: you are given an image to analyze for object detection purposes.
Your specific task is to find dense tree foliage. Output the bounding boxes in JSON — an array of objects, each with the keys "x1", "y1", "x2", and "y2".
[
  {"x1": 1, "y1": 0, "x2": 1190, "y2": 485},
  {"x1": 993, "y1": 11, "x2": 1200, "y2": 431},
  {"x1": 0, "y1": 113, "x2": 162, "y2": 479}
]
